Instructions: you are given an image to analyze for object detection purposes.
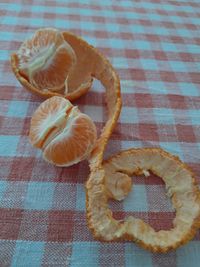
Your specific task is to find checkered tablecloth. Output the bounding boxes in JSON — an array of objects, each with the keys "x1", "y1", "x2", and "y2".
[{"x1": 0, "y1": 0, "x2": 200, "y2": 266}]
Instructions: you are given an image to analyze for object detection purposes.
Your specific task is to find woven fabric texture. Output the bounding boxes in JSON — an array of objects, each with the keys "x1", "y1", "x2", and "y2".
[{"x1": 0, "y1": 0, "x2": 200, "y2": 266}]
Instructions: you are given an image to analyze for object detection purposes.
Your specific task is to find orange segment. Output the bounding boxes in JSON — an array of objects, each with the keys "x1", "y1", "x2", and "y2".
[
  {"x1": 43, "y1": 114, "x2": 97, "y2": 166},
  {"x1": 29, "y1": 96, "x2": 97, "y2": 167},
  {"x1": 29, "y1": 96, "x2": 73, "y2": 149},
  {"x1": 17, "y1": 28, "x2": 76, "y2": 92}
]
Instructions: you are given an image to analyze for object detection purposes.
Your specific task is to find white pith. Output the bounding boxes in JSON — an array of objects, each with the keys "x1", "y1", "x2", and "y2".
[
  {"x1": 27, "y1": 44, "x2": 55, "y2": 76},
  {"x1": 38, "y1": 105, "x2": 80, "y2": 149},
  {"x1": 18, "y1": 30, "x2": 60, "y2": 71},
  {"x1": 17, "y1": 29, "x2": 77, "y2": 91}
]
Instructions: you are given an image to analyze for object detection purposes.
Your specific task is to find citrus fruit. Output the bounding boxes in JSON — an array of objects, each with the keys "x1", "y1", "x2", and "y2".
[
  {"x1": 29, "y1": 96, "x2": 97, "y2": 167},
  {"x1": 11, "y1": 30, "x2": 93, "y2": 100},
  {"x1": 17, "y1": 28, "x2": 76, "y2": 92}
]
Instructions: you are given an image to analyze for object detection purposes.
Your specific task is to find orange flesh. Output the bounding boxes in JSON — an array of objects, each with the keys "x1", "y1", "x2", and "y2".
[
  {"x1": 43, "y1": 114, "x2": 97, "y2": 166},
  {"x1": 31, "y1": 46, "x2": 74, "y2": 90},
  {"x1": 17, "y1": 28, "x2": 76, "y2": 92},
  {"x1": 29, "y1": 96, "x2": 97, "y2": 167}
]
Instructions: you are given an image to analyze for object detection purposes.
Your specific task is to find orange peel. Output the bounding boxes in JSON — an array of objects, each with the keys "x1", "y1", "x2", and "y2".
[
  {"x1": 11, "y1": 30, "x2": 200, "y2": 252},
  {"x1": 88, "y1": 148, "x2": 200, "y2": 252},
  {"x1": 64, "y1": 32, "x2": 200, "y2": 252}
]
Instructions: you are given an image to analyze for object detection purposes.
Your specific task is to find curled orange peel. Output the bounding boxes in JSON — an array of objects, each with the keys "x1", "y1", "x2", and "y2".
[
  {"x1": 11, "y1": 31, "x2": 200, "y2": 253},
  {"x1": 89, "y1": 148, "x2": 200, "y2": 252}
]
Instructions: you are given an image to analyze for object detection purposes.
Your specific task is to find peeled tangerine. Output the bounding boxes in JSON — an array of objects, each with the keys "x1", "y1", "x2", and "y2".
[
  {"x1": 29, "y1": 96, "x2": 97, "y2": 167},
  {"x1": 11, "y1": 29, "x2": 93, "y2": 101},
  {"x1": 16, "y1": 28, "x2": 76, "y2": 92}
]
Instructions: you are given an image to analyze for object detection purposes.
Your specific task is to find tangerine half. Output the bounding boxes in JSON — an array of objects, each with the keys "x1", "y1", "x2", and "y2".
[
  {"x1": 17, "y1": 28, "x2": 76, "y2": 92},
  {"x1": 29, "y1": 96, "x2": 97, "y2": 167}
]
